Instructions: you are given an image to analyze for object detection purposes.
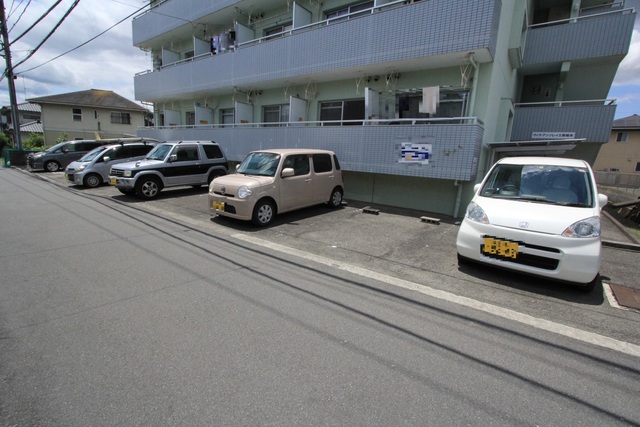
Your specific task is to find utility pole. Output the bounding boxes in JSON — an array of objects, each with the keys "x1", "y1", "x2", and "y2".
[{"x1": 0, "y1": 0, "x2": 22, "y2": 150}]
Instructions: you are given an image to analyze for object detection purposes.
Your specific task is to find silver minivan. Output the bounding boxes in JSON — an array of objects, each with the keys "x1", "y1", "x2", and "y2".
[{"x1": 65, "y1": 139, "x2": 158, "y2": 188}]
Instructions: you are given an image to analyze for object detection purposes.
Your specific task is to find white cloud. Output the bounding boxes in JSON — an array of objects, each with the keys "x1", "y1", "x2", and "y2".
[
  {"x1": 612, "y1": 29, "x2": 640, "y2": 87},
  {"x1": 0, "y1": 0, "x2": 149, "y2": 106}
]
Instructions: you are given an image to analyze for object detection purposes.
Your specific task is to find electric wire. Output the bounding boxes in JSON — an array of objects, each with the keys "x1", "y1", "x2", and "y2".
[{"x1": 10, "y1": 0, "x2": 64, "y2": 44}]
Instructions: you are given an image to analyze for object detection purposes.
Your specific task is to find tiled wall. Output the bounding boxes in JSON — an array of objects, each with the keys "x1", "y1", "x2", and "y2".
[{"x1": 139, "y1": 123, "x2": 484, "y2": 182}]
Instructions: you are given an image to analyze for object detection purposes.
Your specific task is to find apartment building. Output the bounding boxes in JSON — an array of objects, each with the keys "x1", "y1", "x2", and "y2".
[{"x1": 132, "y1": 0, "x2": 634, "y2": 217}]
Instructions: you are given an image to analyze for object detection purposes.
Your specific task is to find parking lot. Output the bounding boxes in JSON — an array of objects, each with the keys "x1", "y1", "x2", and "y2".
[{"x1": 18, "y1": 168, "x2": 640, "y2": 344}]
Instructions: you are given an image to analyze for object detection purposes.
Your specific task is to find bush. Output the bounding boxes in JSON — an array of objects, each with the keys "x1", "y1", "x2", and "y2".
[{"x1": 23, "y1": 133, "x2": 45, "y2": 150}]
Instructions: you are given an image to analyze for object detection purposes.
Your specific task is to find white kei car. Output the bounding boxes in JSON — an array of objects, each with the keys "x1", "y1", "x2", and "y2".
[{"x1": 456, "y1": 156, "x2": 608, "y2": 291}]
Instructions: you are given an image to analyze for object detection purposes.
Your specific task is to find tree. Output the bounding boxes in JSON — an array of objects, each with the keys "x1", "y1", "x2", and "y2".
[{"x1": 23, "y1": 132, "x2": 44, "y2": 149}]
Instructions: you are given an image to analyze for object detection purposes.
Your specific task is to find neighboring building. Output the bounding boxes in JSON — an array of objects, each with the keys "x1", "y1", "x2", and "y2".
[
  {"x1": 131, "y1": 0, "x2": 635, "y2": 217},
  {"x1": 1, "y1": 102, "x2": 43, "y2": 144},
  {"x1": 28, "y1": 89, "x2": 149, "y2": 144},
  {"x1": 594, "y1": 114, "x2": 640, "y2": 173}
]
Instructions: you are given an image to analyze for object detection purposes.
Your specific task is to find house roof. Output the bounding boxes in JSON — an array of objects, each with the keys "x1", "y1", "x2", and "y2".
[
  {"x1": 17, "y1": 102, "x2": 41, "y2": 113},
  {"x1": 612, "y1": 114, "x2": 640, "y2": 130},
  {"x1": 8, "y1": 120, "x2": 43, "y2": 133},
  {"x1": 28, "y1": 89, "x2": 148, "y2": 112}
]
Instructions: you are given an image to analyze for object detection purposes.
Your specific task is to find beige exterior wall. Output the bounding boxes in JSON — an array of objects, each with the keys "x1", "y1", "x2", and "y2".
[
  {"x1": 40, "y1": 104, "x2": 145, "y2": 145},
  {"x1": 593, "y1": 130, "x2": 640, "y2": 174}
]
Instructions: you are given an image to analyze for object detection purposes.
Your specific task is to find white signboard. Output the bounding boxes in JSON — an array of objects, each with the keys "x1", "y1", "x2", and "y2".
[
  {"x1": 531, "y1": 132, "x2": 575, "y2": 139},
  {"x1": 399, "y1": 142, "x2": 432, "y2": 164}
]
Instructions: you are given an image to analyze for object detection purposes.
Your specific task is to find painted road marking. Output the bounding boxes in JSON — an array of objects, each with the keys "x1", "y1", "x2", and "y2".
[{"x1": 233, "y1": 233, "x2": 640, "y2": 358}]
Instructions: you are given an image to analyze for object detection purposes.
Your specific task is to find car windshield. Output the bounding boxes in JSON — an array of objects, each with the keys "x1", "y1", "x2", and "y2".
[
  {"x1": 480, "y1": 163, "x2": 594, "y2": 207},
  {"x1": 146, "y1": 144, "x2": 172, "y2": 160},
  {"x1": 80, "y1": 146, "x2": 108, "y2": 162},
  {"x1": 237, "y1": 152, "x2": 281, "y2": 176},
  {"x1": 43, "y1": 141, "x2": 69, "y2": 153}
]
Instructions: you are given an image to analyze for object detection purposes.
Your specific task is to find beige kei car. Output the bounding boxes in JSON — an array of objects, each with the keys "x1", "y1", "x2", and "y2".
[{"x1": 208, "y1": 149, "x2": 344, "y2": 226}]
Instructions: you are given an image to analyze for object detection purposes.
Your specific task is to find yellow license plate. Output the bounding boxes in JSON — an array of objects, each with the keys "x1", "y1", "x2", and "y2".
[
  {"x1": 109, "y1": 178, "x2": 116, "y2": 185},
  {"x1": 213, "y1": 201, "x2": 225, "y2": 211},
  {"x1": 482, "y1": 237, "x2": 519, "y2": 259}
]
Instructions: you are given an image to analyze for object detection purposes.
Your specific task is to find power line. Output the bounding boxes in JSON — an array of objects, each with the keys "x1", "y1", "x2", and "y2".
[
  {"x1": 10, "y1": 0, "x2": 64, "y2": 45},
  {"x1": 15, "y1": 1, "x2": 149, "y2": 75}
]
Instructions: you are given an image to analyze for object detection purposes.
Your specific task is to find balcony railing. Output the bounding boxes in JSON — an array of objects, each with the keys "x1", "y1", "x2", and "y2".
[
  {"x1": 511, "y1": 100, "x2": 616, "y2": 143},
  {"x1": 524, "y1": 8, "x2": 635, "y2": 65},
  {"x1": 137, "y1": 117, "x2": 484, "y2": 182}
]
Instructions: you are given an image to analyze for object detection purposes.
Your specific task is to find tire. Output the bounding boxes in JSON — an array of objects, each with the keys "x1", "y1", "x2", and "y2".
[
  {"x1": 44, "y1": 161, "x2": 61, "y2": 172},
  {"x1": 135, "y1": 176, "x2": 162, "y2": 199},
  {"x1": 252, "y1": 199, "x2": 275, "y2": 227},
  {"x1": 83, "y1": 173, "x2": 102, "y2": 188},
  {"x1": 577, "y1": 274, "x2": 600, "y2": 293},
  {"x1": 118, "y1": 188, "x2": 134, "y2": 195},
  {"x1": 208, "y1": 170, "x2": 226, "y2": 185},
  {"x1": 328, "y1": 187, "x2": 343, "y2": 208}
]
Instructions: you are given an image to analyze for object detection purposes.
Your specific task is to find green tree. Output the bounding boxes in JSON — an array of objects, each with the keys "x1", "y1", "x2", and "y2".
[
  {"x1": 0, "y1": 132, "x2": 9, "y2": 153},
  {"x1": 23, "y1": 133, "x2": 45, "y2": 150},
  {"x1": 56, "y1": 132, "x2": 69, "y2": 143}
]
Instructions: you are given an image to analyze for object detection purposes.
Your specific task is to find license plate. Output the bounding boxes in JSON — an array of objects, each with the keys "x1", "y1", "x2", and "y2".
[
  {"x1": 213, "y1": 201, "x2": 225, "y2": 211},
  {"x1": 109, "y1": 177, "x2": 116, "y2": 185},
  {"x1": 482, "y1": 237, "x2": 518, "y2": 259}
]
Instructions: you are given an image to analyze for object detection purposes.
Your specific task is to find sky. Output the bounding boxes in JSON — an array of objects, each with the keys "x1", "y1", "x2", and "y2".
[{"x1": 1, "y1": 0, "x2": 640, "y2": 119}]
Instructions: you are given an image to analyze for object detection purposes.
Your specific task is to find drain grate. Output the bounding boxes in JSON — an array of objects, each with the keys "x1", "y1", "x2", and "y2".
[{"x1": 609, "y1": 284, "x2": 640, "y2": 310}]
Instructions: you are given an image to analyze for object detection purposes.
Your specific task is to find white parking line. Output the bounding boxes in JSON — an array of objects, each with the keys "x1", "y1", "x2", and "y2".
[{"x1": 233, "y1": 233, "x2": 640, "y2": 358}]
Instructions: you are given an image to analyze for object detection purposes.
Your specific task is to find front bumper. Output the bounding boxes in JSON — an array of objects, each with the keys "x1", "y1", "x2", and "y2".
[
  {"x1": 208, "y1": 193, "x2": 254, "y2": 221},
  {"x1": 456, "y1": 219, "x2": 602, "y2": 284},
  {"x1": 109, "y1": 176, "x2": 135, "y2": 189}
]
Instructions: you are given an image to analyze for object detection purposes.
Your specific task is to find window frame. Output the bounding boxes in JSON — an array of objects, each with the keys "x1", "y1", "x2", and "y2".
[
  {"x1": 110, "y1": 112, "x2": 132, "y2": 125},
  {"x1": 72, "y1": 108, "x2": 82, "y2": 122}
]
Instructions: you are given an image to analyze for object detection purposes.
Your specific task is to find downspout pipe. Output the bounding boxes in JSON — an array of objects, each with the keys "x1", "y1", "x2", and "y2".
[{"x1": 466, "y1": 53, "x2": 479, "y2": 117}]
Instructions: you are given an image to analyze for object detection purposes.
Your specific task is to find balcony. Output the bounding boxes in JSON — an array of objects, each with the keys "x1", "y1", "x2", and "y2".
[
  {"x1": 511, "y1": 101, "x2": 616, "y2": 143},
  {"x1": 523, "y1": 8, "x2": 635, "y2": 66},
  {"x1": 134, "y1": 0, "x2": 499, "y2": 103},
  {"x1": 137, "y1": 118, "x2": 484, "y2": 182}
]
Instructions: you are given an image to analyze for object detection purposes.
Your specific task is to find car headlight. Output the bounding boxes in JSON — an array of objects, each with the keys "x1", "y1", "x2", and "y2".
[
  {"x1": 75, "y1": 165, "x2": 86, "y2": 172},
  {"x1": 562, "y1": 216, "x2": 600, "y2": 238},
  {"x1": 123, "y1": 170, "x2": 132, "y2": 178},
  {"x1": 465, "y1": 201, "x2": 489, "y2": 224},
  {"x1": 237, "y1": 185, "x2": 252, "y2": 199}
]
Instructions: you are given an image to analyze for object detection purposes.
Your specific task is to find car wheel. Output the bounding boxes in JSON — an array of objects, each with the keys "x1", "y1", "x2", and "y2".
[
  {"x1": 135, "y1": 176, "x2": 162, "y2": 199},
  {"x1": 44, "y1": 161, "x2": 61, "y2": 172},
  {"x1": 252, "y1": 199, "x2": 275, "y2": 227},
  {"x1": 328, "y1": 187, "x2": 343, "y2": 208},
  {"x1": 83, "y1": 173, "x2": 102, "y2": 188},
  {"x1": 118, "y1": 188, "x2": 134, "y2": 195},
  {"x1": 208, "y1": 170, "x2": 226, "y2": 185}
]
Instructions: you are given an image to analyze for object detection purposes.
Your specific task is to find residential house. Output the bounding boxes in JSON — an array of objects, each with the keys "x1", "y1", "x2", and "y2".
[
  {"x1": 594, "y1": 114, "x2": 640, "y2": 174},
  {"x1": 130, "y1": 0, "x2": 634, "y2": 217},
  {"x1": 28, "y1": 89, "x2": 149, "y2": 144},
  {"x1": 0, "y1": 102, "x2": 43, "y2": 144}
]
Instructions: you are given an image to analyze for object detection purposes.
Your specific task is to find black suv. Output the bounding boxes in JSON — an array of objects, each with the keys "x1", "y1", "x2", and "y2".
[{"x1": 109, "y1": 140, "x2": 228, "y2": 199}]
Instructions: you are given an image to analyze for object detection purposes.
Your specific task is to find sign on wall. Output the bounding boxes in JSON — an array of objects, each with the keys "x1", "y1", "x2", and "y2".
[
  {"x1": 399, "y1": 142, "x2": 432, "y2": 164},
  {"x1": 532, "y1": 132, "x2": 575, "y2": 139}
]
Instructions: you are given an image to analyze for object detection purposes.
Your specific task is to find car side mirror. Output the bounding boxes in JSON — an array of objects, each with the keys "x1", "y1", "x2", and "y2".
[
  {"x1": 169, "y1": 154, "x2": 178, "y2": 162},
  {"x1": 598, "y1": 194, "x2": 608, "y2": 208},
  {"x1": 281, "y1": 168, "x2": 295, "y2": 178},
  {"x1": 103, "y1": 156, "x2": 111, "y2": 163},
  {"x1": 235, "y1": 164, "x2": 240, "y2": 171},
  {"x1": 473, "y1": 183, "x2": 482, "y2": 193}
]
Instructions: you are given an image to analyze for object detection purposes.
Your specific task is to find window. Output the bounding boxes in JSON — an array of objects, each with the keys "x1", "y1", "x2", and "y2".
[
  {"x1": 73, "y1": 108, "x2": 82, "y2": 122},
  {"x1": 319, "y1": 100, "x2": 364, "y2": 125},
  {"x1": 283, "y1": 154, "x2": 310, "y2": 176},
  {"x1": 263, "y1": 105, "x2": 289, "y2": 126},
  {"x1": 325, "y1": 1, "x2": 374, "y2": 22},
  {"x1": 265, "y1": 23, "x2": 292, "y2": 40},
  {"x1": 186, "y1": 111, "x2": 195, "y2": 126},
  {"x1": 220, "y1": 109, "x2": 234, "y2": 125},
  {"x1": 636, "y1": 163, "x2": 640, "y2": 172},
  {"x1": 616, "y1": 132, "x2": 628, "y2": 142},
  {"x1": 172, "y1": 145, "x2": 199, "y2": 162},
  {"x1": 203, "y1": 144, "x2": 224, "y2": 159},
  {"x1": 312, "y1": 154, "x2": 333, "y2": 173},
  {"x1": 23, "y1": 113, "x2": 39, "y2": 120},
  {"x1": 111, "y1": 112, "x2": 131, "y2": 125},
  {"x1": 397, "y1": 90, "x2": 468, "y2": 120}
]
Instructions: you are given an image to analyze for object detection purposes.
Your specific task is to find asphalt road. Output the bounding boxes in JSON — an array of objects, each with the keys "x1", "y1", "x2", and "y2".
[{"x1": 1, "y1": 168, "x2": 639, "y2": 425}]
